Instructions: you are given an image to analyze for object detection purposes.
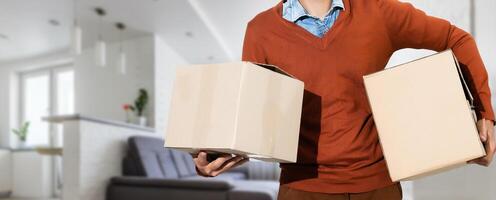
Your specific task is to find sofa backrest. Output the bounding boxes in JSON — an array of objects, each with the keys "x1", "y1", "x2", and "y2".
[{"x1": 126, "y1": 136, "x2": 197, "y2": 179}]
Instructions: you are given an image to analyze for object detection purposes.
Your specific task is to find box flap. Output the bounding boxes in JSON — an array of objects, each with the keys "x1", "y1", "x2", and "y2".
[
  {"x1": 249, "y1": 62, "x2": 296, "y2": 78},
  {"x1": 450, "y1": 51, "x2": 475, "y2": 111}
]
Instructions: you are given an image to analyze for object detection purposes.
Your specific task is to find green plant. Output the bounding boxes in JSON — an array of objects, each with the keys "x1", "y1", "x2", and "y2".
[
  {"x1": 134, "y1": 89, "x2": 148, "y2": 117},
  {"x1": 12, "y1": 121, "x2": 30, "y2": 142}
]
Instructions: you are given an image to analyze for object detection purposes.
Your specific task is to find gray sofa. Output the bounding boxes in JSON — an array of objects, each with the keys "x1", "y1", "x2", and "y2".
[{"x1": 106, "y1": 136, "x2": 279, "y2": 200}]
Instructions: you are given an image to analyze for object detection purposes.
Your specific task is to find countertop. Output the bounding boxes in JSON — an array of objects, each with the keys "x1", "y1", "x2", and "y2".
[{"x1": 42, "y1": 114, "x2": 155, "y2": 133}]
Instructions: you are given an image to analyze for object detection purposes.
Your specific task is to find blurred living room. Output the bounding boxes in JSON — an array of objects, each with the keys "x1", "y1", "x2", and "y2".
[{"x1": 0, "y1": 0, "x2": 495, "y2": 200}]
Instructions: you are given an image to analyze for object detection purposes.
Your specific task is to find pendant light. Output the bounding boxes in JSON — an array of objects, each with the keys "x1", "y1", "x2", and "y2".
[
  {"x1": 73, "y1": 24, "x2": 82, "y2": 55},
  {"x1": 72, "y1": 0, "x2": 82, "y2": 55},
  {"x1": 116, "y1": 22, "x2": 127, "y2": 75},
  {"x1": 95, "y1": 7, "x2": 107, "y2": 67}
]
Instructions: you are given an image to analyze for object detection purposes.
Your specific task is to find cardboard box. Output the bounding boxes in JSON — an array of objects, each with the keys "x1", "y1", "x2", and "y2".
[
  {"x1": 363, "y1": 50, "x2": 485, "y2": 181},
  {"x1": 165, "y1": 62, "x2": 304, "y2": 163}
]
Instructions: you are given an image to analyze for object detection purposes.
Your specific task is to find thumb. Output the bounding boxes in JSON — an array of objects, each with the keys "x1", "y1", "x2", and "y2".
[{"x1": 195, "y1": 151, "x2": 209, "y2": 166}]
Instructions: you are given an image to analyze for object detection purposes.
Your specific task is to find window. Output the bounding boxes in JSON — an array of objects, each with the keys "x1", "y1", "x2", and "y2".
[
  {"x1": 55, "y1": 69, "x2": 75, "y2": 115},
  {"x1": 19, "y1": 65, "x2": 74, "y2": 147},
  {"x1": 21, "y1": 71, "x2": 50, "y2": 146}
]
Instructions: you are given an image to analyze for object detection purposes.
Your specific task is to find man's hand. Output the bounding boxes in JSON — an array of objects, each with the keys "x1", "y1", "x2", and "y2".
[
  {"x1": 469, "y1": 119, "x2": 495, "y2": 166},
  {"x1": 192, "y1": 151, "x2": 249, "y2": 177}
]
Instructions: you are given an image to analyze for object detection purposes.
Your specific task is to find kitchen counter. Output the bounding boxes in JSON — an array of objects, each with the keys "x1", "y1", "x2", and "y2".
[{"x1": 43, "y1": 114, "x2": 155, "y2": 133}]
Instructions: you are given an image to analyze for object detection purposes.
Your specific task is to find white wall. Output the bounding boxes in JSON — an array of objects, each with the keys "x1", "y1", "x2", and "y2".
[
  {"x1": 11, "y1": 151, "x2": 53, "y2": 198},
  {"x1": 0, "y1": 67, "x2": 13, "y2": 147},
  {"x1": 0, "y1": 149, "x2": 11, "y2": 195},
  {"x1": 153, "y1": 35, "x2": 189, "y2": 133},
  {"x1": 475, "y1": 0, "x2": 496, "y2": 109},
  {"x1": 387, "y1": 0, "x2": 471, "y2": 68},
  {"x1": 75, "y1": 36, "x2": 155, "y2": 127},
  {"x1": 0, "y1": 50, "x2": 71, "y2": 148}
]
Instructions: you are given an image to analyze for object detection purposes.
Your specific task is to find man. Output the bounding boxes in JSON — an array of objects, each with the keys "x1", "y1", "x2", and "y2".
[{"x1": 193, "y1": 0, "x2": 496, "y2": 199}]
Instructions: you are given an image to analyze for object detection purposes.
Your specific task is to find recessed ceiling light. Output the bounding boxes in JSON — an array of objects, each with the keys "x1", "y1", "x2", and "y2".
[
  {"x1": 49, "y1": 19, "x2": 60, "y2": 26},
  {"x1": 0, "y1": 33, "x2": 8, "y2": 40},
  {"x1": 95, "y1": 7, "x2": 107, "y2": 16},
  {"x1": 185, "y1": 31, "x2": 194, "y2": 38}
]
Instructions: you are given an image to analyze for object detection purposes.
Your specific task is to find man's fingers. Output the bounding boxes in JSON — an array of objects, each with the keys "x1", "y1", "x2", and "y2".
[
  {"x1": 206, "y1": 154, "x2": 234, "y2": 172},
  {"x1": 480, "y1": 159, "x2": 489, "y2": 166},
  {"x1": 194, "y1": 153, "x2": 248, "y2": 176},
  {"x1": 478, "y1": 119, "x2": 488, "y2": 142},
  {"x1": 469, "y1": 121, "x2": 495, "y2": 167},
  {"x1": 482, "y1": 119, "x2": 495, "y2": 166},
  {"x1": 487, "y1": 123, "x2": 495, "y2": 153},
  {"x1": 194, "y1": 151, "x2": 210, "y2": 167},
  {"x1": 470, "y1": 157, "x2": 489, "y2": 166},
  {"x1": 211, "y1": 157, "x2": 246, "y2": 177},
  {"x1": 476, "y1": 160, "x2": 488, "y2": 166},
  {"x1": 485, "y1": 133, "x2": 495, "y2": 165},
  {"x1": 232, "y1": 157, "x2": 249, "y2": 168}
]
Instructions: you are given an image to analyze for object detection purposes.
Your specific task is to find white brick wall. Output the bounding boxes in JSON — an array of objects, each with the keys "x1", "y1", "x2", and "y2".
[
  {"x1": 153, "y1": 36, "x2": 189, "y2": 136},
  {"x1": 63, "y1": 120, "x2": 158, "y2": 200}
]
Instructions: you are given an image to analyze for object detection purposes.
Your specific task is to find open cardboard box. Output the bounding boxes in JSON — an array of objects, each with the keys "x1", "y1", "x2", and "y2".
[
  {"x1": 165, "y1": 62, "x2": 304, "y2": 163},
  {"x1": 363, "y1": 50, "x2": 485, "y2": 181}
]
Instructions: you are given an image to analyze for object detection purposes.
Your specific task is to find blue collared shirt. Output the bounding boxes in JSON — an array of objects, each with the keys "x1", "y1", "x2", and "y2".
[{"x1": 282, "y1": 0, "x2": 344, "y2": 38}]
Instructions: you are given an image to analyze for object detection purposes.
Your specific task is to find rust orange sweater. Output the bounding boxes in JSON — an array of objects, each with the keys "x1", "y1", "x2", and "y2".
[{"x1": 242, "y1": 0, "x2": 495, "y2": 194}]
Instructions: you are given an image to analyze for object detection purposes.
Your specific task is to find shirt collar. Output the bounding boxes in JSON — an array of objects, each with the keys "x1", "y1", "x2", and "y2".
[{"x1": 282, "y1": 0, "x2": 345, "y2": 22}]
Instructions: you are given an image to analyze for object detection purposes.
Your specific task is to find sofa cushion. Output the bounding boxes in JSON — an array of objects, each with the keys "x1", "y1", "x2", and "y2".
[
  {"x1": 128, "y1": 136, "x2": 180, "y2": 179},
  {"x1": 216, "y1": 172, "x2": 247, "y2": 180},
  {"x1": 140, "y1": 154, "x2": 165, "y2": 178},
  {"x1": 182, "y1": 151, "x2": 198, "y2": 175},
  {"x1": 157, "y1": 151, "x2": 180, "y2": 179},
  {"x1": 170, "y1": 150, "x2": 196, "y2": 177}
]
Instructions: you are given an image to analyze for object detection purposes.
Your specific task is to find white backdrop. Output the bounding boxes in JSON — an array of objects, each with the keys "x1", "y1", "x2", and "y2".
[
  {"x1": 387, "y1": 0, "x2": 471, "y2": 68},
  {"x1": 391, "y1": 1, "x2": 496, "y2": 200}
]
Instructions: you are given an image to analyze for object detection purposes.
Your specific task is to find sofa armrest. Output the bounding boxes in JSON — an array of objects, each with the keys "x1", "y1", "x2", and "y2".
[{"x1": 110, "y1": 176, "x2": 233, "y2": 191}]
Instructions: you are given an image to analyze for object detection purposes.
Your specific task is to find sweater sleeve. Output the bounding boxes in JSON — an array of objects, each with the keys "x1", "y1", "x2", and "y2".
[
  {"x1": 241, "y1": 22, "x2": 267, "y2": 64},
  {"x1": 379, "y1": 0, "x2": 495, "y2": 122}
]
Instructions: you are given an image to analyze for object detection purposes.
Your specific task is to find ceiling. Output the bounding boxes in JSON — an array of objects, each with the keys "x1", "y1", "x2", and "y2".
[
  {"x1": 0, "y1": 0, "x2": 279, "y2": 65},
  {"x1": 0, "y1": 0, "x2": 472, "y2": 65},
  {"x1": 75, "y1": 0, "x2": 280, "y2": 64},
  {"x1": 190, "y1": 0, "x2": 281, "y2": 61},
  {"x1": 0, "y1": 0, "x2": 72, "y2": 64}
]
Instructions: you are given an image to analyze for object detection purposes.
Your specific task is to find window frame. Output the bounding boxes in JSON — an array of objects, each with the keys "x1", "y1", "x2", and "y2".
[{"x1": 18, "y1": 63, "x2": 74, "y2": 147}]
